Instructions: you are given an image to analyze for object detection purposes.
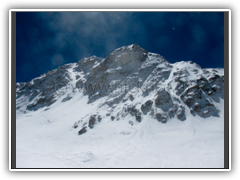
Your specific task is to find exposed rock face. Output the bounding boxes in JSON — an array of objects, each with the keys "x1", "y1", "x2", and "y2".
[
  {"x1": 156, "y1": 113, "x2": 168, "y2": 123},
  {"x1": 17, "y1": 63, "x2": 72, "y2": 111},
  {"x1": 155, "y1": 88, "x2": 173, "y2": 112},
  {"x1": 168, "y1": 108, "x2": 175, "y2": 118},
  {"x1": 176, "y1": 105, "x2": 186, "y2": 121},
  {"x1": 180, "y1": 85, "x2": 218, "y2": 118},
  {"x1": 111, "y1": 116, "x2": 115, "y2": 121},
  {"x1": 175, "y1": 80, "x2": 187, "y2": 95},
  {"x1": 16, "y1": 44, "x2": 224, "y2": 135},
  {"x1": 135, "y1": 113, "x2": 142, "y2": 122},
  {"x1": 89, "y1": 115, "x2": 97, "y2": 129},
  {"x1": 126, "y1": 105, "x2": 142, "y2": 122},
  {"x1": 78, "y1": 127, "x2": 87, "y2": 135},
  {"x1": 141, "y1": 100, "x2": 153, "y2": 115},
  {"x1": 129, "y1": 94, "x2": 134, "y2": 101},
  {"x1": 61, "y1": 94, "x2": 72, "y2": 102},
  {"x1": 97, "y1": 115, "x2": 102, "y2": 122}
]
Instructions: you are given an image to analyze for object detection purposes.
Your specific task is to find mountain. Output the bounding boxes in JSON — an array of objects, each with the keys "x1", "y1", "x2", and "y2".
[{"x1": 16, "y1": 44, "x2": 224, "y2": 168}]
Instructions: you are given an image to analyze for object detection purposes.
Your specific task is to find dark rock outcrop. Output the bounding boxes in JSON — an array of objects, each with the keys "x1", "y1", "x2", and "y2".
[
  {"x1": 141, "y1": 100, "x2": 153, "y2": 115},
  {"x1": 127, "y1": 105, "x2": 142, "y2": 122},
  {"x1": 97, "y1": 115, "x2": 102, "y2": 122},
  {"x1": 135, "y1": 113, "x2": 142, "y2": 122},
  {"x1": 61, "y1": 94, "x2": 72, "y2": 102},
  {"x1": 176, "y1": 105, "x2": 186, "y2": 121},
  {"x1": 88, "y1": 115, "x2": 97, "y2": 129},
  {"x1": 168, "y1": 108, "x2": 175, "y2": 118},
  {"x1": 156, "y1": 113, "x2": 168, "y2": 123},
  {"x1": 111, "y1": 116, "x2": 115, "y2": 121},
  {"x1": 78, "y1": 127, "x2": 87, "y2": 135},
  {"x1": 155, "y1": 88, "x2": 173, "y2": 112},
  {"x1": 180, "y1": 85, "x2": 219, "y2": 118}
]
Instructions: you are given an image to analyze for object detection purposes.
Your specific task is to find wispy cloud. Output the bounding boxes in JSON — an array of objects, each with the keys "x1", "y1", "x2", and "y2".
[{"x1": 37, "y1": 12, "x2": 136, "y2": 61}]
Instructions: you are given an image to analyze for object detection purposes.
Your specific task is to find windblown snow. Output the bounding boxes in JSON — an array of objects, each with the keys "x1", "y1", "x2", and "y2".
[{"x1": 16, "y1": 44, "x2": 224, "y2": 168}]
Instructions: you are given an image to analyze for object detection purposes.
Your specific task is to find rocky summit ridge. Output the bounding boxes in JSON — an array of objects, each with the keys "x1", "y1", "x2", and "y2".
[{"x1": 16, "y1": 44, "x2": 224, "y2": 135}]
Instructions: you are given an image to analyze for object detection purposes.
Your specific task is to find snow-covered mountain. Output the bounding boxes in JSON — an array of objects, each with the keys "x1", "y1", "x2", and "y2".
[{"x1": 16, "y1": 44, "x2": 224, "y2": 168}]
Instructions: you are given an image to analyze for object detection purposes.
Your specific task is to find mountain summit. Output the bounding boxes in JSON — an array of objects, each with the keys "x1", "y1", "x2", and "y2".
[{"x1": 16, "y1": 44, "x2": 224, "y2": 168}]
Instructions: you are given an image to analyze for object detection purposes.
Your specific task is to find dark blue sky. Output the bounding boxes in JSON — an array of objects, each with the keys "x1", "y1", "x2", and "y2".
[{"x1": 16, "y1": 11, "x2": 224, "y2": 82}]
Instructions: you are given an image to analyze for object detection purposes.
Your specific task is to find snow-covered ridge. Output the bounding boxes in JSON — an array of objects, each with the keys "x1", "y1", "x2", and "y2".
[{"x1": 16, "y1": 44, "x2": 224, "y2": 120}]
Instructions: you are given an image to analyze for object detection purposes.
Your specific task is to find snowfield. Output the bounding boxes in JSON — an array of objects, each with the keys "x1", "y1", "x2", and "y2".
[{"x1": 16, "y1": 92, "x2": 224, "y2": 168}]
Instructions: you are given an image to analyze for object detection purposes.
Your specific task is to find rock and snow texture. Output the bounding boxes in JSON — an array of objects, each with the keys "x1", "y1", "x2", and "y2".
[{"x1": 16, "y1": 44, "x2": 224, "y2": 168}]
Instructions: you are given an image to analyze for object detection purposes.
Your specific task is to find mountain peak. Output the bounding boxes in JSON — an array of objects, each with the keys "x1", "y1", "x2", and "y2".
[
  {"x1": 17, "y1": 44, "x2": 224, "y2": 122},
  {"x1": 126, "y1": 43, "x2": 142, "y2": 50},
  {"x1": 109, "y1": 44, "x2": 148, "y2": 55}
]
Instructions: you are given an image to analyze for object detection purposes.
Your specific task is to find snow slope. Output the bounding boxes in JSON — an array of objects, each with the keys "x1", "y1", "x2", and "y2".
[
  {"x1": 16, "y1": 44, "x2": 224, "y2": 168},
  {"x1": 16, "y1": 96, "x2": 224, "y2": 168}
]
